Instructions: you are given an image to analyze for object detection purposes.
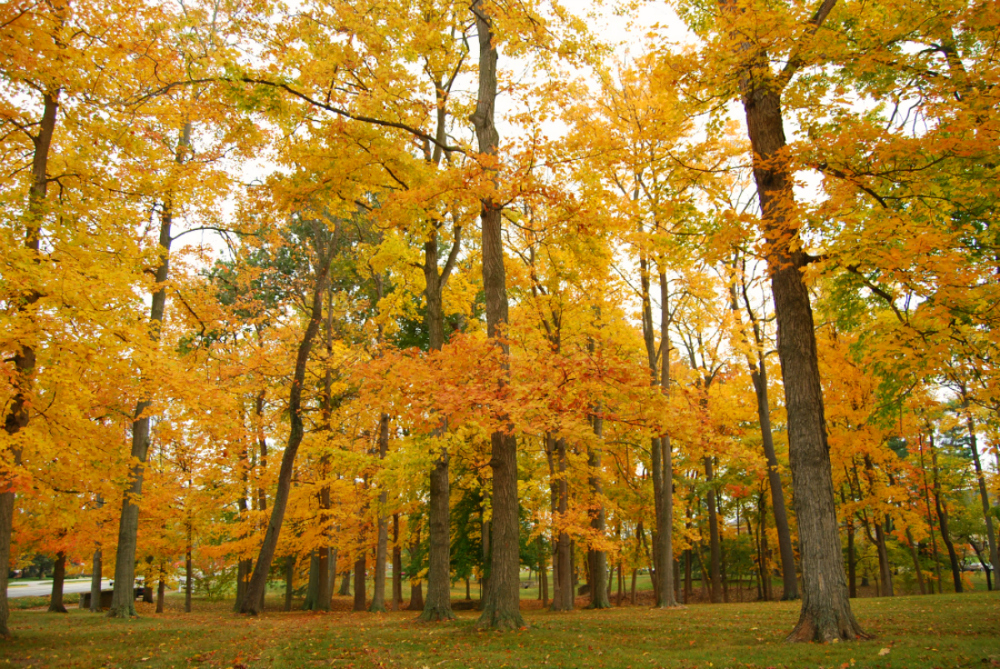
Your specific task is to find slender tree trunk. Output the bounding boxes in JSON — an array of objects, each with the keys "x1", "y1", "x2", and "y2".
[
  {"x1": 471, "y1": 0, "x2": 522, "y2": 632},
  {"x1": 240, "y1": 235, "x2": 332, "y2": 615},
  {"x1": 587, "y1": 412, "x2": 610, "y2": 609},
  {"x1": 553, "y1": 438, "x2": 573, "y2": 611},
  {"x1": 90, "y1": 547, "x2": 103, "y2": 613},
  {"x1": 1, "y1": 90, "x2": 59, "y2": 637},
  {"x1": 962, "y1": 406, "x2": 999, "y2": 588},
  {"x1": 392, "y1": 515, "x2": 402, "y2": 611},
  {"x1": 339, "y1": 570, "x2": 351, "y2": 596},
  {"x1": 930, "y1": 435, "x2": 963, "y2": 592},
  {"x1": 704, "y1": 457, "x2": 723, "y2": 603},
  {"x1": 873, "y1": 519, "x2": 894, "y2": 597},
  {"x1": 846, "y1": 515, "x2": 857, "y2": 599},
  {"x1": 109, "y1": 122, "x2": 190, "y2": 618},
  {"x1": 303, "y1": 550, "x2": 319, "y2": 611},
  {"x1": 353, "y1": 553, "x2": 367, "y2": 611},
  {"x1": 906, "y1": 528, "x2": 926, "y2": 595},
  {"x1": 48, "y1": 552, "x2": 68, "y2": 613},
  {"x1": 732, "y1": 16, "x2": 863, "y2": 637},
  {"x1": 654, "y1": 271, "x2": 677, "y2": 608},
  {"x1": 918, "y1": 434, "x2": 944, "y2": 593},
  {"x1": 538, "y1": 534, "x2": 548, "y2": 607},
  {"x1": 155, "y1": 563, "x2": 166, "y2": 613},
  {"x1": 371, "y1": 414, "x2": 390, "y2": 613}
]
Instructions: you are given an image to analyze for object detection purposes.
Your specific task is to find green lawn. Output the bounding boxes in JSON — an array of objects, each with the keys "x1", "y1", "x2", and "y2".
[{"x1": 2, "y1": 588, "x2": 997, "y2": 668}]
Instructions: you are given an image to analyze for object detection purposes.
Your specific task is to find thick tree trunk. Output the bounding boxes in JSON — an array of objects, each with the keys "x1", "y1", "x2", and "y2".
[
  {"x1": 704, "y1": 457, "x2": 723, "y2": 603},
  {"x1": 471, "y1": 0, "x2": 522, "y2": 631},
  {"x1": 303, "y1": 550, "x2": 319, "y2": 610},
  {"x1": 353, "y1": 553, "x2": 367, "y2": 611},
  {"x1": 736, "y1": 43, "x2": 863, "y2": 640},
  {"x1": 963, "y1": 408, "x2": 999, "y2": 588},
  {"x1": 552, "y1": 438, "x2": 573, "y2": 611},
  {"x1": 110, "y1": 123, "x2": 191, "y2": 618},
  {"x1": 240, "y1": 238, "x2": 331, "y2": 614},
  {"x1": 419, "y1": 448, "x2": 453, "y2": 620},
  {"x1": 1, "y1": 89, "x2": 58, "y2": 637},
  {"x1": 90, "y1": 547, "x2": 103, "y2": 613},
  {"x1": 48, "y1": 552, "x2": 67, "y2": 613},
  {"x1": 235, "y1": 557, "x2": 252, "y2": 612},
  {"x1": 156, "y1": 563, "x2": 166, "y2": 613},
  {"x1": 370, "y1": 414, "x2": 390, "y2": 613},
  {"x1": 587, "y1": 414, "x2": 610, "y2": 609}
]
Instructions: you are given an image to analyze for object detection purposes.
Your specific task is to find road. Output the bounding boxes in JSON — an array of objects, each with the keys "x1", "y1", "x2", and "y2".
[{"x1": 7, "y1": 579, "x2": 112, "y2": 599}]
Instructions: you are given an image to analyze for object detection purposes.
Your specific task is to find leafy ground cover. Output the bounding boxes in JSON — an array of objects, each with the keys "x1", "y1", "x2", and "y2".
[{"x1": 2, "y1": 591, "x2": 996, "y2": 669}]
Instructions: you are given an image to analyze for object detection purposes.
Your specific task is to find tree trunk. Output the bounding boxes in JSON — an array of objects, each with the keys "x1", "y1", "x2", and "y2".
[
  {"x1": 906, "y1": 528, "x2": 926, "y2": 595},
  {"x1": 353, "y1": 553, "x2": 367, "y2": 611},
  {"x1": 1, "y1": 89, "x2": 59, "y2": 637},
  {"x1": 339, "y1": 570, "x2": 351, "y2": 596},
  {"x1": 704, "y1": 457, "x2": 723, "y2": 603},
  {"x1": 239, "y1": 233, "x2": 332, "y2": 615},
  {"x1": 930, "y1": 435, "x2": 963, "y2": 592},
  {"x1": 391, "y1": 517, "x2": 402, "y2": 611},
  {"x1": 587, "y1": 413, "x2": 610, "y2": 609},
  {"x1": 734, "y1": 24, "x2": 864, "y2": 638},
  {"x1": 471, "y1": 0, "x2": 523, "y2": 632},
  {"x1": 235, "y1": 557, "x2": 252, "y2": 612},
  {"x1": 90, "y1": 547, "x2": 103, "y2": 613},
  {"x1": 371, "y1": 414, "x2": 390, "y2": 613},
  {"x1": 48, "y1": 552, "x2": 68, "y2": 613},
  {"x1": 303, "y1": 550, "x2": 319, "y2": 610},
  {"x1": 553, "y1": 438, "x2": 573, "y2": 611},
  {"x1": 654, "y1": 271, "x2": 677, "y2": 608},
  {"x1": 110, "y1": 122, "x2": 190, "y2": 618},
  {"x1": 874, "y1": 518, "x2": 894, "y2": 597},
  {"x1": 155, "y1": 563, "x2": 166, "y2": 613},
  {"x1": 963, "y1": 406, "x2": 999, "y2": 588},
  {"x1": 846, "y1": 515, "x2": 857, "y2": 599}
]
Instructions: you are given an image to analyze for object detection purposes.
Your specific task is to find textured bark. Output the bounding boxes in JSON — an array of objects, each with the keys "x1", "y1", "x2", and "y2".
[
  {"x1": 419, "y1": 447, "x2": 454, "y2": 620},
  {"x1": 48, "y1": 552, "x2": 68, "y2": 613},
  {"x1": 552, "y1": 438, "x2": 573, "y2": 611},
  {"x1": 1, "y1": 90, "x2": 59, "y2": 637},
  {"x1": 729, "y1": 0, "x2": 864, "y2": 638},
  {"x1": 110, "y1": 122, "x2": 190, "y2": 618},
  {"x1": 471, "y1": 0, "x2": 523, "y2": 632},
  {"x1": 370, "y1": 414, "x2": 390, "y2": 613},
  {"x1": 240, "y1": 234, "x2": 332, "y2": 615},
  {"x1": 235, "y1": 557, "x2": 252, "y2": 612},
  {"x1": 587, "y1": 414, "x2": 610, "y2": 609},
  {"x1": 303, "y1": 550, "x2": 320, "y2": 610}
]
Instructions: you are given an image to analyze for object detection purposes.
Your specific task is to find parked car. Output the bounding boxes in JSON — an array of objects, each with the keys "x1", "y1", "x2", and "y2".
[{"x1": 962, "y1": 561, "x2": 984, "y2": 572}]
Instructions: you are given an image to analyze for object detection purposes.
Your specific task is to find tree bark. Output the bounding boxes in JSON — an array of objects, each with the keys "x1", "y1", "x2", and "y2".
[
  {"x1": 962, "y1": 404, "x2": 998, "y2": 589},
  {"x1": 155, "y1": 563, "x2": 166, "y2": 613},
  {"x1": 353, "y1": 553, "x2": 367, "y2": 611},
  {"x1": 704, "y1": 457, "x2": 723, "y2": 603},
  {"x1": 370, "y1": 414, "x2": 390, "y2": 613},
  {"x1": 471, "y1": 0, "x2": 523, "y2": 632},
  {"x1": 339, "y1": 570, "x2": 351, "y2": 596},
  {"x1": 90, "y1": 547, "x2": 103, "y2": 613},
  {"x1": 392, "y1": 516, "x2": 403, "y2": 611},
  {"x1": 730, "y1": 1, "x2": 864, "y2": 637},
  {"x1": 552, "y1": 438, "x2": 573, "y2": 611},
  {"x1": 930, "y1": 435, "x2": 963, "y2": 592},
  {"x1": 587, "y1": 413, "x2": 610, "y2": 609},
  {"x1": 905, "y1": 528, "x2": 926, "y2": 595},
  {"x1": 48, "y1": 552, "x2": 67, "y2": 613},
  {"x1": 653, "y1": 271, "x2": 677, "y2": 608},
  {"x1": 1, "y1": 90, "x2": 59, "y2": 637},
  {"x1": 110, "y1": 122, "x2": 190, "y2": 618},
  {"x1": 239, "y1": 229, "x2": 332, "y2": 615}
]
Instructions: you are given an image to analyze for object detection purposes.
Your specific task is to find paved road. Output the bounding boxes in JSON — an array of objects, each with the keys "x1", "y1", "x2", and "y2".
[{"x1": 7, "y1": 579, "x2": 112, "y2": 599}]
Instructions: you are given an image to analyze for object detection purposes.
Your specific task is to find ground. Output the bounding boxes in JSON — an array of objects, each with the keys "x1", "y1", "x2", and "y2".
[{"x1": 1, "y1": 589, "x2": 997, "y2": 668}]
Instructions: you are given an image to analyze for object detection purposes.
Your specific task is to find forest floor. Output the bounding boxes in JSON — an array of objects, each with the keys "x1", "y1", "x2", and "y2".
[{"x1": 2, "y1": 589, "x2": 997, "y2": 669}]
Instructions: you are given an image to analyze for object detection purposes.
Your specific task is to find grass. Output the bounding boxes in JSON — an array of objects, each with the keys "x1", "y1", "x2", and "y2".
[{"x1": 2, "y1": 588, "x2": 997, "y2": 669}]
